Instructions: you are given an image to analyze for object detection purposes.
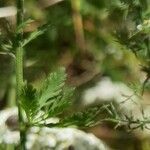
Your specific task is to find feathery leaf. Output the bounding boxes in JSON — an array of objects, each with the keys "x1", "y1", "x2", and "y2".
[{"x1": 38, "y1": 67, "x2": 67, "y2": 109}]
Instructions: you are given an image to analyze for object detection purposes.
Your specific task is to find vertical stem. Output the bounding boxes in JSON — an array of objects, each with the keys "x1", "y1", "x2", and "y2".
[
  {"x1": 16, "y1": 47, "x2": 26, "y2": 150},
  {"x1": 16, "y1": 0, "x2": 26, "y2": 149},
  {"x1": 71, "y1": 0, "x2": 86, "y2": 52},
  {"x1": 17, "y1": 0, "x2": 24, "y2": 34}
]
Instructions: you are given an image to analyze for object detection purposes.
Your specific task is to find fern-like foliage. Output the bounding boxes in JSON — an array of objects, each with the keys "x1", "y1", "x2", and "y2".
[
  {"x1": 21, "y1": 84, "x2": 38, "y2": 123},
  {"x1": 46, "y1": 87, "x2": 74, "y2": 117},
  {"x1": 21, "y1": 68, "x2": 73, "y2": 125},
  {"x1": 38, "y1": 68, "x2": 67, "y2": 109},
  {"x1": 45, "y1": 104, "x2": 114, "y2": 128},
  {"x1": 55, "y1": 106, "x2": 104, "y2": 128},
  {"x1": 21, "y1": 68, "x2": 110, "y2": 128}
]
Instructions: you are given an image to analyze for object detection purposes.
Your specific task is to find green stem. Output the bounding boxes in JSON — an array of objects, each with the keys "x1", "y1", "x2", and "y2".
[
  {"x1": 16, "y1": 0, "x2": 26, "y2": 149},
  {"x1": 16, "y1": 47, "x2": 26, "y2": 150}
]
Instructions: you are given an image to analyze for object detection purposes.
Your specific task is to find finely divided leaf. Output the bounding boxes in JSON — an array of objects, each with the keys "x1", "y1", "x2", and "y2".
[
  {"x1": 16, "y1": 19, "x2": 34, "y2": 34},
  {"x1": 21, "y1": 84, "x2": 38, "y2": 122},
  {"x1": 47, "y1": 87, "x2": 75, "y2": 117},
  {"x1": 21, "y1": 68, "x2": 75, "y2": 125},
  {"x1": 38, "y1": 67, "x2": 67, "y2": 109},
  {"x1": 48, "y1": 106, "x2": 102, "y2": 128},
  {"x1": 21, "y1": 23, "x2": 51, "y2": 47}
]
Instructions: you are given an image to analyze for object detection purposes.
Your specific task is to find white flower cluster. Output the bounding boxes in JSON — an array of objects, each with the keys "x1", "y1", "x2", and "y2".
[
  {"x1": 27, "y1": 128, "x2": 108, "y2": 150},
  {"x1": 83, "y1": 77, "x2": 139, "y2": 110},
  {"x1": 0, "y1": 108, "x2": 108, "y2": 150},
  {"x1": 0, "y1": 108, "x2": 19, "y2": 144},
  {"x1": 83, "y1": 77, "x2": 145, "y2": 116}
]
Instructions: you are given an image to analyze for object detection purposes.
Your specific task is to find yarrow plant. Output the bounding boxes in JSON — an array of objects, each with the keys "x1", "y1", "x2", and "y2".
[{"x1": 0, "y1": 0, "x2": 150, "y2": 149}]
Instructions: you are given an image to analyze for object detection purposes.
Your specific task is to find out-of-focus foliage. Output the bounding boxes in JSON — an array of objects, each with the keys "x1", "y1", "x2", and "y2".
[{"x1": 0, "y1": 0, "x2": 149, "y2": 83}]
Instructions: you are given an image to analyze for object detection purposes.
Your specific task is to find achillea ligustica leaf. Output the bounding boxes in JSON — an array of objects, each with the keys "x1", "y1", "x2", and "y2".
[
  {"x1": 21, "y1": 67, "x2": 75, "y2": 125},
  {"x1": 46, "y1": 87, "x2": 75, "y2": 117},
  {"x1": 21, "y1": 68, "x2": 112, "y2": 128},
  {"x1": 38, "y1": 67, "x2": 67, "y2": 108},
  {"x1": 21, "y1": 83, "x2": 38, "y2": 122}
]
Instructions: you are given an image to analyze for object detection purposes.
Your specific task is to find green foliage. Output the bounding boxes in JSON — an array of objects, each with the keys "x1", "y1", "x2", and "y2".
[
  {"x1": 111, "y1": 0, "x2": 150, "y2": 91},
  {"x1": 21, "y1": 68, "x2": 72, "y2": 125},
  {"x1": 16, "y1": 19, "x2": 34, "y2": 34},
  {"x1": 0, "y1": 2, "x2": 150, "y2": 149},
  {"x1": 21, "y1": 68, "x2": 111, "y2": 129},
  {"x1": 38, "y1": 67, "x2": 67, "y2": 108},
  {"x1": 45, "y1": 104, "x2": 112, "y2": 128},
  {"x1": 46, "y1": 87, "x2": 74, "y2": 117},
  {"x1": 55, "y1": 106, "x2": 103, "y2": 128},
  {"x1": 21, "y1": 23, "x2": 51, "y2": 47},
  {"x1": 21, "y1": 83, "x2": 38, "y2": 122}
]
